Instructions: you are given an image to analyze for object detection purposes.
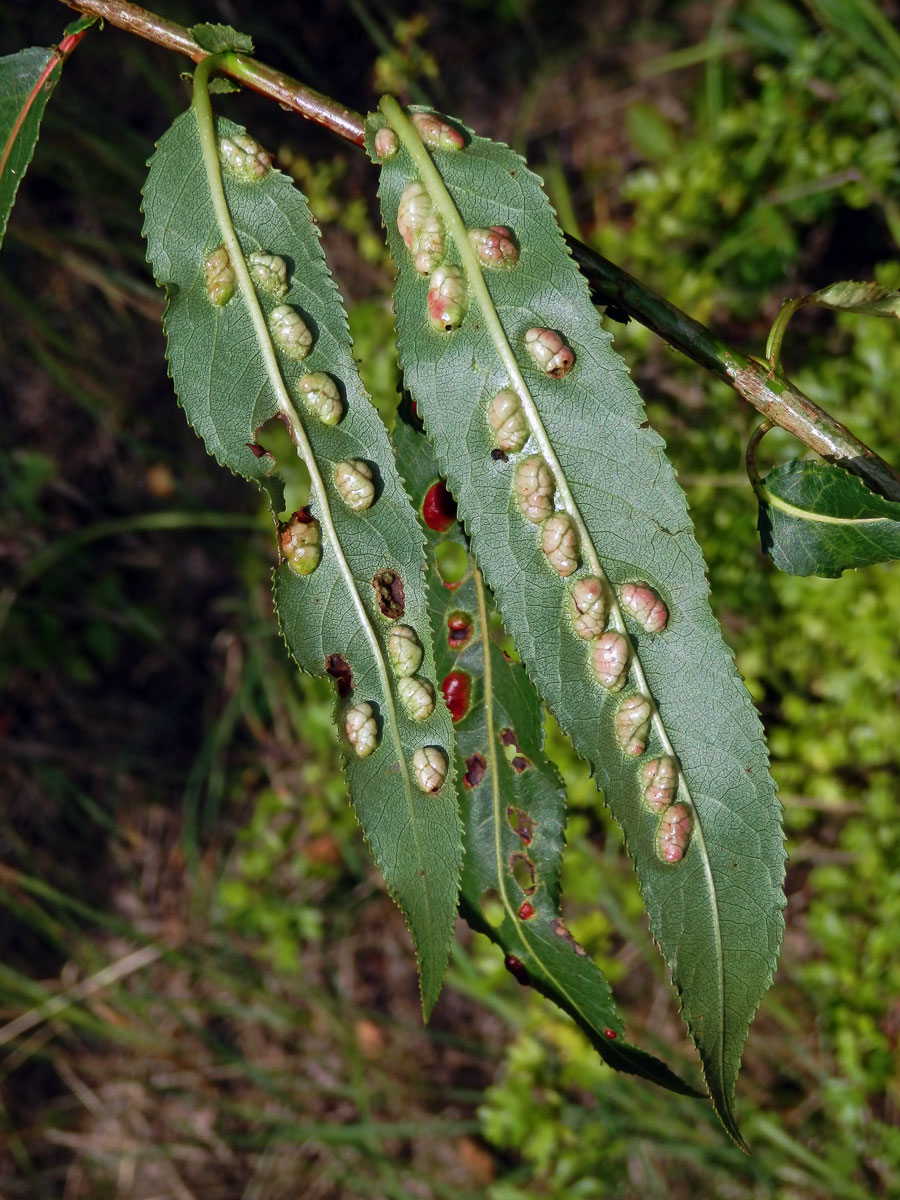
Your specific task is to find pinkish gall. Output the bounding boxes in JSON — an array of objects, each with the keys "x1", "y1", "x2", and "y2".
[
  {"x1": 641, "y1": 756, "x2": 678, "y2": 812},
  {"x1": 411, "y1": 111, "x2": 465, "y2": 151},
  {"x1": 374, "y1": 127, "x2": 399, "y2": 159},
  {"x1": 591, "y1": 631, "x2": 630, "y2": 691},
  {"x1": 397, "y1": 181, "x2": 445, "y2": 275},
  {"x1": 345, "y1": 701, "x2": 378, "y2": 757},
  {"x1": 569, "y1": 576, "x2": 610, "y2": 639},
  {"x1": 205, "y1": 246, "x2": 234, "y2": 306},
  {"x1": 269, "y1": 304, "x2": 313, "y2": 361},
  {"x1": 515, "y1": 455, "x2": 555, "y2": 523},
  {"x1": 280, "y1": 510, "x2": 321, "y2": 576},
  {"x1": 335, "y1": 459, "x2": 375, "y2": 510},
  {"x1": 247, "y1": 251, "x2": 288, "y2": 298},
  {"x1": 441, "y1": 671, "x2": 470, "y2": 723},
  {"x1": 541, "y1": 512, "x2": 580, "y2": 576},
  {"x1": 468, "y1": 225, "x2": 519, "y2": 269},
  {"x1": 615, "y1": 694, "x2": 652, "y2": 757},
  {"x1": 518, "y1": 901, "x2": 536, "y2": 921},
  {"x1": 412, "y1": 746, "x2": 448, "y2": 792},
  {"x1": 620, "y1": 582, "x2": 668, "y2": 633},
  {"x1": 427, "y1": 264, "x2": 466, "y2": 331},
  {"x1": 657, "y1": 803, "x2": 692, "y2": 863},
  {"x1": 488, "y1": 389, "x2": 528, "y2": 453},
  {"x1": 524, "y1": 327, "x2": 575, "y2": 378},
  {"x1": 447, "y1": 611, "x2": 472, "y2": 649}
]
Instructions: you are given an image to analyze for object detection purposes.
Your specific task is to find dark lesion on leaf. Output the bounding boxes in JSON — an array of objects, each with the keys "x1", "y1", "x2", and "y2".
[
  {"x1": 551, "y1": 917, "x2": 588, "y2": 957},
  {"x1": 464, "y1": 752, "x2": 487, "y2": 789},
  {"x1": 507, "y1": 806, "x2": 535, "y2": 844},
  {"x1": 504, "y1": 954, "x2": 530, "y2": 986},
  {"x1": 511, "y1": 755, "x2": 531, "y2": 773},
  {"x1": 325, "y1": 653, "x2": 353, "y2": 698},
  {"x1": 372, "y1": 568, "x2": 405, "y2": 619},
  {"x1": 500, "y1": 727, "x2": 532, "y2": 772},
  {"x1": 447, "y1": 611, "x2": 472, "y2": 649}
]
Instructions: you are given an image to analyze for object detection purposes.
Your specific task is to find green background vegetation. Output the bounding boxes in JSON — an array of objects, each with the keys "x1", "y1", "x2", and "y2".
[{"x1": 1, "y1": 0, "x2": 899, "y2": 1194}]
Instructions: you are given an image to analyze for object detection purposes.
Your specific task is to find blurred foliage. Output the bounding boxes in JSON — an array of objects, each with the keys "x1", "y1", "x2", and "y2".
[{"x1": 1, "y1": 0, "x2": 900, "y2": 1196}]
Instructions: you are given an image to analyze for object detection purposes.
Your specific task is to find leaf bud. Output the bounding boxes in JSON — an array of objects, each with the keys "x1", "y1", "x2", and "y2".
[
  {"x1": 205, "y1": 245, "x2": 235, "y2": 306},
  {"x1": 296, "y1": 372, "x2": 343, "y2": 425},
  {"x1": 388, "y1": 625, "x2": 423, "y2": 677},
  {"x1": 335, "y1": 459, "x2": 375, "y2": 510},
  {"x1": 591, "y1": 631, "x2": 630, "y2": 690},
  {"x1": 615, "y1": 694, "x2": 652, "y2": 757},
  {"x1": 514, "y1": 455, "x2": 555, "y2": 523},
  {"x1": 620, "y1": 582, "x2": 668, "y2": 633},
  {"x1": 569, "y1": 576, "x2": 610, "y2": 639},
  {"x1": 427, "y1": 264, "x2": 466, "y2": 332},
  {"x1": 269, "y1": 304, "x2": 313, "y2": 361},
  {"x1": 412, "y1": 746, "x2": 448, "y2": 793},
  {"x1": 345, "y1": 701, "x2": 378, "y2": 757},
  {"x1": 488, "y1": 389, "x2": 528, "y2": 452},
  {"x1": 524, "y1": 327, "x2": 575, "y2": 378},
  {"x1": 541, "y1": 512, "x2": 580, "y2": 576}
]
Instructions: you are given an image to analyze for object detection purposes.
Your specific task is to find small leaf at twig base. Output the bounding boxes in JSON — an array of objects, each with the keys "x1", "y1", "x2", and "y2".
[
  {"x1": 757, "y1": 459, "x2": 900, "y2": 577},
  {"x1": 809, "y1": 280, "x2": 900, "y2": 319},
  {"x1": 190, "y1": 22, "x2": 255, "y2": 54}
]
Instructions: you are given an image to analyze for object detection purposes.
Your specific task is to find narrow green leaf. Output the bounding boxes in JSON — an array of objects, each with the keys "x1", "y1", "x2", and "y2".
[
  {"x1": 393, "y1": 416, "x2": 700, "y2": 1096},
  {"x1": 758, "y1": 459, "x2": 900, "y2": 576},
  {"x1": 370, "y1": 102, "x2": 785, "y2": 1142},
  {"x1": 0, "y1": 22, "x2": 93, "y2": 251},
  {"x1": 142, "y1": 89, "x2": 462, "y2": 1015},
  {"x1": 190, "y1": 23, "x2": 255, "y2": 55},
  {"x1": 809, "y1": 280, "x2": 900, "y2": 319}
]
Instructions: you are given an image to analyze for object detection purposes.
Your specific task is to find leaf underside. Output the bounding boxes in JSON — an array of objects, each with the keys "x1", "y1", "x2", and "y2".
[
  {"x1": 370, "y1": 104, "x2": 785, "y2": 1142},
  {"x1": 142, "y1": 105, "x2": 462, "y2": 1015},
  {"x1": 759, "y1": 459, "x2": 900, "y2": 576},
  {"x1": 393, "y1": 416, "x2": 699, "y2": 1096},
  {"x1": 0, "y1": 46, "x2": 62, "y2": 250}
]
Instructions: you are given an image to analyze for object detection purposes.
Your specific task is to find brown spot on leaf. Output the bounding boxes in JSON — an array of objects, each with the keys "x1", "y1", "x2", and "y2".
[
  {"x1": 464, "y1": 752, "x2": 486, "y2": 789},
  {"x1": 511, "y1": 755, "x2": 531, "y2": 773},
  {"x1": 448, "y1": 611, "x2": 472, "y2": 649},
  {"x1": 490, "y1": 448, "x2": 508, "y2": 463},
  {"x1": 551, "y1": 917, "x2": 588, "y2": 956},
  {"x1": 499, "y1": 728, "x2": 518, "y2": 749},
  {"x1": 325, "y1": 653, "x2": 353, "y2": 698},
  {"x1": 373, "y1": 568, "x2": 405, "y2": 619}
]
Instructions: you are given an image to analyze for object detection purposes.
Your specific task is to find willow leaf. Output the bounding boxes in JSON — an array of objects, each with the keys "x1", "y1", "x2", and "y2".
[
  {"x1": 369, "y1": 101, "x2": 785, "y2": 1141},
  {"x1": 142, "y1": 80, "x2": 462, "y2": 1015},
  {"x1": 393, "y1": 416, "x2": 699, "y2": 1096}
]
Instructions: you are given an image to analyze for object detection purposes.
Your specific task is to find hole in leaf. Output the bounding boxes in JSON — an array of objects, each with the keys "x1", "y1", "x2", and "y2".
[
  {"x1": 256, "y1": 415, "x2": 310, "y2": 517},
  {"x1": 373, "y1": 569, "x2": 405, "y2": 619},
  {"x1": 325, "y1": 653, "x2": 353, "y2": 698},
  {"x1": 464, "y1": 752, "x2": 486, "y2": 789},
  {"x1": 435, "y1": 541, "x2": 468, "y2": 588},
  {"x1": 479, "y1": 888, "x2": 504, "y2": 929},
  {"x1": 441, "y1": 671, "x2": 470, "y2": 722},
  {"x1": 507, "y1": 807, "x2": 534, "y2": 844},
  {"x1": 447, "y1": 610, "x2": 473, "y2": 649},
  {"x1": 510, "y1": 852, "x2": 536, "y2": 894}
]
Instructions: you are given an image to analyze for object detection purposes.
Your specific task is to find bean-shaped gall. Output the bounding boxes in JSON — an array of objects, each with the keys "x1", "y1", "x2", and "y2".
[
  {"x1": 541, "y1": 512, "x2": 580, "y2": 576},
  {"x1": 468, "y1": 225, "x2": 519, "y2": 269},
  {"x1": 524, "y1": 327, "x2": 575, "y2": 378},
  {"x1": 205, "y1": 246, "x2": 235, "y2": 306},
  {"x1": 280, "y1": 511, "x2": 321, "y2": 576},
  {"x1": 345, "y1": 701, "x2": 379, "y2": 757},
  {"x1": 657, "y1": 803, "x2": 691, "y2": 864},
  {"x1": 488, "y1": 389, "x2": 528, "y2": 453},
  {"x1": 411, "y1": 111, "x2": 465, "y2": 150},
  {"x1": 269, "y1": 304, "x2": 313, "y2": 361},
  {"x1": 248, "y1": 251, "x2": 288, "y2": 298},
  {"x1": 641, "y1": 756, "x2": 678, "y2": 812},
  {"x1": 427, "y1": 264, "x2": 466, "y2": 332},
  {"x1": 620, "y1": 582, "x2": 668, "y2": 633},
  {"x1": 219, "y1": 132, "x2": 272, "y2": 181},
  {"x1": 335, "y1": 459, "x2": 375, "y2": 510},
  {"x1": 413, "y1": 746, "x2": 448, "y2": 793},
  {"x1": 422, "y1": 480, "x2": 457, "y2": 531},
  {"x1": 374, "y1": 127, "x2": 399, "y2": 158},
  {"x1": 591, "y1": 631, "x2": 630, "y2": 690},
  {"x1": 615, "y1": 694, "x2": 652, "y2": 757},
  {"x1": 296, "y1": 373, "x2": 343, "y2": 425},
  {"x1": 569, "y1": 576, "x2": 610, "y2": 639},
  {"x1": 398, "y1": 676, "x2": 435, "y2": 721},
  {"x1": 388, "y1": 625, "x2": 423, "y2": 678},
  {"x1": 397, "y1": 181, "x2": 445, "y2": 275},
  {"x1": 515, "y1": 455, "x2": 555, "y2": 523}
]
